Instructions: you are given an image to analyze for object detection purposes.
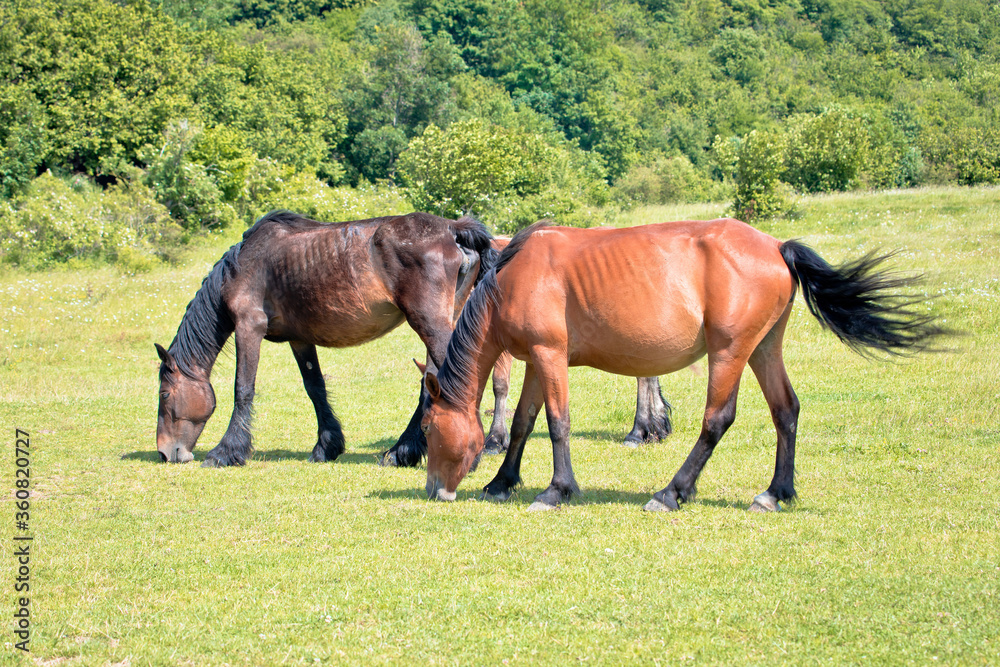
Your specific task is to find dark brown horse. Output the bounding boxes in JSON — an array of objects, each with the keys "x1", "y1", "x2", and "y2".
[
  {"x1": 155, "y1": 210, "x2": 496, "y2": 467},
  {"x1": 420, "y1": 219, "x2": 946, "y2": 510}
]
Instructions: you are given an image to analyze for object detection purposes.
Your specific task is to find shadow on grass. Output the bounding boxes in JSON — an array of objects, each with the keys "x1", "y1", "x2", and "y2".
[
  {"x1": 367, "y1": 486, "x2": 800, "y2": 513},
  {"x1": 370, "y1": 484, "x2": 656, "y2": 507},
  {"x1": 120, "y1": 438, "x2": 415, "y2": 467}
]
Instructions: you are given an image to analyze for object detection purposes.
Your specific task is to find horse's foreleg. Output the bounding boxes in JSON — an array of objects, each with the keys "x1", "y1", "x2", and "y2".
[
  {"x1": 384, "y1": 287, "x2": 455, "y2": 467},
  {"x1": 646, "y1": 358, "x2": 744, "y2": 511},
  {"x1": 484, "y1": 352, "x2": 513, "y2": 454},
  {"x1": 290, "y1": 341, "x2": 345, "y2": 463},
  {"x1": 481, "y1": 362, "x2": 543, "y2": 502},
  {"x1": 204, "y1": 316, "x2": 266, "y2": 467},
  {"x1": 747, "y1": 338, "x2": 799, "y2": 513},
  {"x1": 624, "y1": 377, "x2": 673, "y2": 445},
  {"x1": 526, "y1": 350, "x2": 579, "y2": 511}
]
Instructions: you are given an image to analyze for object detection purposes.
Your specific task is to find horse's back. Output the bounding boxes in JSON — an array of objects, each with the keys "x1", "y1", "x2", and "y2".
[
  {"x1": 230, "y1": 212, "x2": 458, "y2": 346},
  {"x1": 496, "y1": 219, "x2": 794, "y2": 376}
]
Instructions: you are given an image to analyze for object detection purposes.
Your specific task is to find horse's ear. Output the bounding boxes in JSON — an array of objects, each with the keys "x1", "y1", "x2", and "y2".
[
  {"x1": 412, "y1": 358, "x2": 427, "y2": 375},
  {"x1": 425, "y1": 371, "x2": 442, "y2": 401},
  {"x1": 155, "y1": 343, "x2": 177, "y2": 373}
]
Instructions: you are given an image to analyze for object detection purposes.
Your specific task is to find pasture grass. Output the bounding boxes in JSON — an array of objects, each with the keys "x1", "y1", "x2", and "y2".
[{"x1": 1, "y1": 186, "x2": 998, "y2": 665}]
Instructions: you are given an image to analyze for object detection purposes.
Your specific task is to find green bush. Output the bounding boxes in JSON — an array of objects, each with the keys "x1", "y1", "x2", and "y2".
[
  {"x1": 783, "y1": 110, "x2": 870, "y2": 193},
  {"x1": 728, "y1": 130, "x2": 794, "y2": 222},
  {"x1": 950, "y1": 126, "x2": 1000, "y2": 185},
  {"x1": 0, "y1": 172, "x2": 177, "y2": 269},
  {"x1": 143, "y1": 121, "x2": 240, "y2": 231},
  {"x1": 241, "y1": 158, "x2": 412, "y2": 223},
  {"x1": 0, "y1": 89, "x2": 49, "y2": 200},
  {"x1": 398, "y1": 119, "x2": 556, "y2": 219},
  {"x1": 615, "y1": 155, "x2": 725, "y2": 205}
]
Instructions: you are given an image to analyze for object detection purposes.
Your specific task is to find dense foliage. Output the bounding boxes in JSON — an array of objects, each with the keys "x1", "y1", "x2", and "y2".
[{"x1": 2, "y1": 0, "x2": 998, "y2": 264}]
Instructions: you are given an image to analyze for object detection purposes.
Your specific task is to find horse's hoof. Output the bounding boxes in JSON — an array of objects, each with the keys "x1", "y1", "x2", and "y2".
[
  {"x1": 483, "y1": 434, "x2": 508, "y2": 455},
  {"x1": 748, "y1": 492, "x2": 781, "y2": 513},
  {"x1": 643, "y1": 497, "x2": 675, "y2": 512},
  {"x1": 527, "y1": 501, "x2": 557, "y2": 512},
  {"x1": 378, "y1": 450, "x2": 398, "y2": 467},
  {"x1": 623, "y1": 435, "x2": 642, "y2": 448},
  {"x1": 201, "y1": 457, "x2": 223, "y2": 468},
  {"x1": 480, "y1": 489, "x2": 511, "y2": 503}
]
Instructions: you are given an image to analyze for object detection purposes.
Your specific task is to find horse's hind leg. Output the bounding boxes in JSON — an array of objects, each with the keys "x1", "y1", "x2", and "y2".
[
  {"x1": 746, "y1": 333, "x2": 799, "y2": 513},
  {"x1": 484, "y1": 352, "x2": 513, "y2": 454},
  {"x1": 645, "y1": 357, "x2": 744, "y2": 511},
  {"x1": 290, "y1": 341, "x2": 345, "y2": 463},
  {"x1": 624, "y1": 377, "x2": 672, "y2": 446},
  {"x1": 482, "y1": 362, "x2": 543, "y2": 502}
]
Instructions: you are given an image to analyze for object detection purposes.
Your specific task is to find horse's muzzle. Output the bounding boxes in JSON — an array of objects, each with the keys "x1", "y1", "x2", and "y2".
[
  {"x1": 159, "y1": 445, "x2": 195, "y2": 464},
  {"x1": 426, "y1": 475, "x2": 456, "y2": 501}
]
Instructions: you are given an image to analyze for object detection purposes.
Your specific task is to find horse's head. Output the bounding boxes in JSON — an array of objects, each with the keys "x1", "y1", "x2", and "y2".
[
  {"x1": 421, "y1": 371, "x2": 483, "y2": 501},
  {"x1": 155, "y1": 343, "x2": 215, "y2": 463}
]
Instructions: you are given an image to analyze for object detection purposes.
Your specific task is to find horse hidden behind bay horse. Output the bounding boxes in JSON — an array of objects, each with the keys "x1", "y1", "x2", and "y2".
[
  {"x1": 420, "y1": 218, "x2": 948, "y2": 511},
  {"x1": 154, "y1": 210, "x2": 498, "y2": 467}
]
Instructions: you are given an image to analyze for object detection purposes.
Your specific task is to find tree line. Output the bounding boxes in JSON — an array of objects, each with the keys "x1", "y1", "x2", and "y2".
[{"x1": 1, "y1": 0, "x2": 998, "y2": 268}]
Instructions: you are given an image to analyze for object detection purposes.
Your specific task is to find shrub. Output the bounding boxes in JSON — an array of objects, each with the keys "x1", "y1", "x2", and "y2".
[
  {"x1": 950, "y1": 126, "x2": 1000, "y2": 185},
  {"x1": 783, "y1": 110, "x2": 870, "y2": 193},
  {"x1": 143, "y1": 120, "x2": 239, "y2": 231},
  {"x1": 398, "y1": 119, "x2": 556, "y2": 219},
  {"x1": 615, "y1": 155, "x2": 725, "y2": 205},
  {"x1": 0, "y1": 172, "x2": 177, "y2": 269},
  {"x1": 729, "y1": 130, "x2": 794, "y2": 222},
  {"x1": 241, "y1": 159, "x2": 412, "y2": 223}
]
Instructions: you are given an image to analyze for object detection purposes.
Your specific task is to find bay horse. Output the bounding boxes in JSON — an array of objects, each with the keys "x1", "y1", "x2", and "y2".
[
  {"x1": 383, "y1": 234, "x2": 673, "y2": 466},
  {"x1": 420, "y1": 219, "x2": 946, "y2": 511},
  {"x1": 154, "y1": 210, "x2": 497, "y2": 467}
]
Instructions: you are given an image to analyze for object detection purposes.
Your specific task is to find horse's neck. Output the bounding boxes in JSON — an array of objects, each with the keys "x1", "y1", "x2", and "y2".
[
  {"x1": 471, "y1": 340, "x2": 503, "y2": 410},
  {"x1": 464, "y1": 313, "x2": 505, "y2": 411}
]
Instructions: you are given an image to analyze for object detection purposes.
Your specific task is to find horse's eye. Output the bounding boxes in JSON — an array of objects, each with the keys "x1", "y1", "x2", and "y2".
[
  {"x1": 160, "y1": 392, "x2": 170, "y2": 399},
  {"x1": 421, "y1": 423, "x2": 430, "y2": 434}
]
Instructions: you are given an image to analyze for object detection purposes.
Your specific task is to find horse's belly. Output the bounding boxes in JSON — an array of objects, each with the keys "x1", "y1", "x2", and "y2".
[
  {"x1": 266, "y1": 298, "x2": 406, "y2": 348},
  {"x1": 568, "y1": 317, "x2": 706, "y2": 377}
]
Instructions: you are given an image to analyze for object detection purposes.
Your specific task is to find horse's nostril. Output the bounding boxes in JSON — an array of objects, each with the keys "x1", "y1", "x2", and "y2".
[{"x1": 158, "y1": 451, "x2": 168, "y2": 462}]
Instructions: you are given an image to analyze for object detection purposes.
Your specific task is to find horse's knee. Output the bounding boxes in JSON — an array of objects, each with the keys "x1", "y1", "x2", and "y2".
[{"x1": 704, "y1": 403, "x2": 737, "y2": 442}]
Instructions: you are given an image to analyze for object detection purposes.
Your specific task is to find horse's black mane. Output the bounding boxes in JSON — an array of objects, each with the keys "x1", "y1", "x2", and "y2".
[
  {"x1": 165, "y1": 243, "x2": 240, "y2": 380},
  {"x1": 495, "y1": 220, "x2": 549, "y2": 273},
  {"x1": 435, "y1": 220, "x2": 549, "y2": 404},
  {"x1": 435, "y1": 272, "x2": 502, "y2": 405}
]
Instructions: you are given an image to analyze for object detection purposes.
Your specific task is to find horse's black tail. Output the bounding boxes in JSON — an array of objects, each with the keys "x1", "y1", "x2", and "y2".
[
  {"x1": 453, "y1": 216, "x2": 500, "y2": 284},
  {"x1": 779, "y1": 239, "x2": 949, "y2": 356}
]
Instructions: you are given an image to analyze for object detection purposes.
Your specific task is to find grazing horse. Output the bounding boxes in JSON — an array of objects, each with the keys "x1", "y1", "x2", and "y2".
[
  {"x1": 419, "y1": 219, "x2": 946, "y2": 510},
  {"x1": 154, "y1": 210, "x2": 496, "y2": 467},
  {"x1": 382, "y1": 236, "x2": 673, "y2": 467}
]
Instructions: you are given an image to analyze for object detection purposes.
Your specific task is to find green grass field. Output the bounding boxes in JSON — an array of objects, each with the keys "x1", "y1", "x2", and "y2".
[{"x1": 2, "y1": 187, "x2": 998, "y2": 665}]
